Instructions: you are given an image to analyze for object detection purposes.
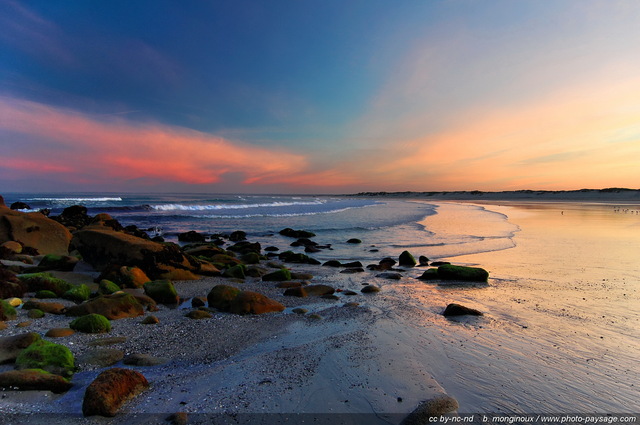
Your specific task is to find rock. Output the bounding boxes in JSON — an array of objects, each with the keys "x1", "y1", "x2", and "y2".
[
  {"x1": 0, "y1": 267, "x2": 27, "y2": 298},
  {"x1": 77, "y1": 349, "x2": 124, "y2": 367},
  {"x1": 291, "y1": 272, "x2": 313, "y2": 280},
  {"x1": 402, "y1": 395, "x2": 459, "y2": 424},
  {"x1": 343, "y1": 290, "x2": 358, "y2": 296},
  {"x1": 417, "y1": 269, "x2": 439, "y2": 281},
  {"x1": 245, "y1": 265, "x2": 268, "y2": 278},
  {"x1": 279, "y1": 228, "x2": 316, "y2": 238},
  {"x1": 292, "y1": 308, "x2": 308, "y2": 315},
  {"x1": 418, "y1": 256, "x2": 429, "y2": 266},
  {"x1": 322, "y1": 260, "x2": 342, "y2": 267},
  {"x1": 16, "y1": 339, "x2": 75, "y2": 378},
  {"x1": 71, "y1": 225, "x2": 204, "y2": 280},
  {"x1": 262, "y1": 268, "x2": 292, "y2": 282},
  {"x1": 18, "y1": 272, "x2": 72, "y2": 296},
  {"x1": 275, "y1": 281, "x2": 305, "y2": 288},
  {"x1": 278, "y1": 250, "x2": 321, "y2": 265},
  {"x1": 27, "y1": 309, "x2": 45, "y2": 319},
  {"x1": 65, "y1": 293, "x2": 144, "y2": 320},
  {"x1": 16, "y1": 320, "x2": 32, "y2": 327},
  {"x1": 0, "y1": 205, "x2": 73, "y2": 255},
  {"x1": 51, "y1": 205, "x2": 91, "y2": 230},
  {"x1": 35, "y1": 289, "x2": 58, "y2": 298},
  {"x1": 123, "y1": 353, "x2": 169, "y2": 366},
  {"x1": 88, "y1": 337, "x2": 127, "y2": 347},
  {"x1": 283, "y1": 284, "x2": 335, "y2": 297},
  {"x1": 377, "y1": 272, "x2": 402, "y2": 280},
  {"x1": 82, "y1": 368, "x2": 149, "y2": 417},
  {"x1": 1, "y1": 240, "x2": 23, "y2": 254},
  {"x1": 98, "y1": 279, "x2": 121, "y2": 295},
  {"x1": 442, "y1": 303, "x2": 483, "y2": 317},
  {"x1": 399, "y1": 251, "x2": 417, "y2": 267},
  {"x1": 222, "y1": 264, "x2": 246, "y2": 279},
  {"x1": 437, "y1": 265, "x2": 489, "y2": 282},
  {"x1": 10, "y1": 202, "x2": 31, "y2": 210},
  {"x1": 430, "y1": 261, "x2": 451, "y2": 266},
  {"x1": 45, "y1": 328, "x2": 75, "y2": 338},
  {"x1": 167, "y1": 412, "x2": 189, "y2": 425},
  {"x1": 121, "y1": 289, "x2": 158, "y2": 311},
  {"x1": 0, "y1": 332, "x2": 41, "y2": 364},
  {"x1": 342, "y1": 261, "x2": 363, "y2": 268},
  {"x1": 346, "y1": 238, "x2": 362, "y2": 244},
  {"x1": 37, "y1": 254, "x2": 79, "y2": 271},
  {"x1": 264, "y1": 246, "x2": 279, "y2": 252},
  {"x1": 62, "y1": 283, "x2": 91, "y2": 303},
  {"x1": 185, "y1": 310, "x2": 212, "y2": 320},
  {"x1": 143, "y1": 280, "x2": 179, "y2": 305},
  {"x1": 0, "y1": 299, "x2": 17, "y2": 321},
  {"x1": 99, "y1": 266, "x2": 151, "y2": 289},
  {"x1": 361, "y1": 285, "x2": 381, "y2": 293},
  {"x1": 240, "y1": 252, "x2": 261, "y2": 264},
  {"x1": 0, "y1": 322, "x2": 6, "y2": 330},
  {"x1": 228, "y1": 230, "x2": 246, "y2": 242},
  {"x1": 7, "y1": 297, "x2": 22, "y2": 307},
  {"x1": 141, "y1": 315, "x2": 159, "y2": 324},
  {"x1": 178, "y1": 231, "x2": 206, "y2": 242},
  {"x1": 228, "y1": 291, "x2": 285, "y2": 315},
  {"x1": 207, "y1": 285, "x2": 242, "y2": 311},
  {"x1": 340, "y1": 267, "x2": 364, "y2": 274},
  {"x1": 23, "y1": 300, "x2": 66, "y2": 315},
  {"x1": 70, "y1": 314, "x2": 112, "y2": 333},
  {"x1": 0, "y1": 369, "x2": 73, "y2": 393},
  {"x1": 191, "y1": 297, "x2": 206, "y2": 308},
  {"x1": 308, "y1": 314, "x2": 323, "y2": 320}
]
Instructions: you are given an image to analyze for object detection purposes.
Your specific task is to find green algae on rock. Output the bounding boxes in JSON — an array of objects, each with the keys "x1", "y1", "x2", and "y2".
[
  {"x1": 70, "y1": 314, "x2": 112, "y2": 333},
  {"x1": 15, "y1": 339, "x2": 75, "y2": 378}
]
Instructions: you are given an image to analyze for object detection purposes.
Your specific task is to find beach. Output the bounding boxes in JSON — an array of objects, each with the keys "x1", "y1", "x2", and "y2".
[{"x1": 1, "y1": 195, "x2": 639, "y2": 424}]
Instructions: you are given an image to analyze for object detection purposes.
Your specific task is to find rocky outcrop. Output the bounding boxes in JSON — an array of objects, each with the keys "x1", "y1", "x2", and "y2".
[
  {"x1": 82, "y1": 368, "x2": 149, "y2": 417},
  {"x1": 0, "y1": 369, "x2": 73, "y2": 393},
  {"x1": 0, "y1": 205, "x2": 72, "y2": 255},
  {"x1": 71, "y1": 225, "x2": 203, "y2": 280}
]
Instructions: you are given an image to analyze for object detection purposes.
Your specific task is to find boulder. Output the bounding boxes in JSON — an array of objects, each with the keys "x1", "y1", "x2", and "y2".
[
  {"x1": 279, "y1": 228, "x2": 316, "y2": 238},
  {"x1": 207, "y1": 285, "x2": 242, "y2": 311},
  {"x1": 0, "y1": 205, "x2": 72, "y2": 255},
  {"x1": 0, "y1": 332, "x2": 41, "y2": 364},
  {"x1": 62, "y1": 283, "x2": 91, "y2": 303},
  {"x1": 185, "y1": 310, "x2": 212, "y2": 320},
  {"x1": 98, "y1": 266, "x2": 151, "y2": 289},
  {"x1": 98, "y1": 279, "x2": 121, "y2": 295},
  {"x1": 23, "y1": 300, "x2": 66, "y2": 315},
  {"x1": 17, "y1": 272, "x2": 72, "y2": 296},
  {"x1": 178, "y1": 231, "x2": 206, "y2": 242},
  {"x1": 37, "y1": 254, "x2": 79, "y2": 271},
  {"x1": 0, "y1": 299, "x2": 17, "y2": 321},
  {"x1": 437, "y1": 265, "x2": 489, "y2": 282},
  {"x1": 228, "y1": 230, "x2": 247, "y2": 242},
  {"x1": 71, "y1": 225, "x2": 203, "y2": 280},
  {"x1": 222, "y1": 264, "x2": 246, "y2": 279},
  {"x1": 228, "y1": 291, "x2": 285, "y2": 315},
  {"x1": 35, "y1": 289, "x2": 58, "y2": 298},
  {"x1": 278, "y1": 250, "x2": 321, "y2": 265},
  {"x1": 442, "y1": 303, "x2": 483, "y2": 317},
  {"x1": 1, "y1": 240, "x2": 23, "y2": 254},
  {"x1": 10, "y1": 202, "x2": 31, "y2": 210},
  {"x1": 346, "y1": 238, "x2": 362, "y2": 244},
  {"x1": 417, "y1": 269, "x2": 439, "y2": 281},
  {"x1": 70, "y1": 314, "x2": 112, "y2": 333},
  {"x1": 376, "y1": 272, "x2": 402, "y2": 280},
  {"x1": 143, "y1": 280, "x2": 179, "y2": 305},
  {"x1": 15, "y1": 339, "x2": 75, "y2": 378},
  {"x1": 82, "y1": 368, "x2": 149, "y2": 417},
  {"x1": 361, "y1": 285, "x2": 381, "y2": 293},
  {"x1": 283, "y1": 284, "x2": 335, "y2": 297},
  {"x1": 402, "y1": 395, "x2": 459, "y2": 424},
  {"x1": 65, "y1": 293, "x2": 144, "y2": 320},
  {"x1": 262, "y1": 268, "x2": 292, "y2": 282},
  {"x1": 141, "y1": 315, "x2": 160, "y2": 324},
  {"x1": 51, "y1": 205, "x2": 92, "y2": 230},
  {"x1": 322, "y1": 260, "x2": 342, "y2": 267},
  {"x1": 418, "y1": 256, "x2": 429, "y2": 266},
  {"x1": 27, "y1": 309, "x2": 45, "y2": 319},
  {"x1": 399, "y1": 250, "x2": 417, "y2": 267},
  {"x1": 0, "y1": 369, "x2": 73, "y2": 393}
]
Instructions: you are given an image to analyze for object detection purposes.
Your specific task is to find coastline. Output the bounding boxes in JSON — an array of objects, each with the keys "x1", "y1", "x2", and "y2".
[{"x1": 1, "y1": 195, "x2": 639, "y2": 423}]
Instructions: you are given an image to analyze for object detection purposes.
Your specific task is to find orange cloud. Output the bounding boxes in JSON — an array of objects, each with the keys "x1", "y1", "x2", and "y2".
[{"x1": 0, "y1": 96, "x2": 308, "y2": 187}]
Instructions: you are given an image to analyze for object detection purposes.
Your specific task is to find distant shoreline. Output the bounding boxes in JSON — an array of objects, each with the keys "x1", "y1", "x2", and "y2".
[{"x1": 347, "y1": 188, "x2": 640, "y2": 203}]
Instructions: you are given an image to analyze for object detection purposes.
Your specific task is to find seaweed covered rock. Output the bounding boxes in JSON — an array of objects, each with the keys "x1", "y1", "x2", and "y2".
[
  {"x1": 65, "y1": 293, "x2": 144, "y2": 320},
  {"x1": 37, "y1": 254, "x2": 79, "y2": 271},
  {"x1": 0, "y1": 299, "x2": 17, "y2": 321},
  {"x1": 437, "y1": 264, "x2": 489, "y2": 282},
  {"x1": 82, "y1": 368, "x2": 149, "y2": 417},
  {"x1": 262, "y1": 268, "x2": 292, "y2": 282},
  {"x1": 0, "y1": 205, "x2": 72, "y2": 255},
  {"x1": 207, "y1": 285, "x2": 242, "y2": 311},
  {"x1": 18, "y1": 272, "x2": 72, "y2": 296},
  {"x1": 62, "y1": 284, "x2": 91, "y2": 303},
  {"x1": 98, "y1": 279, "x2": 121, "y2": 295},
  {"x1": 70, "y1": 314, "x2": 112, "y2": 333},
  {"x1": 278, "y1": 250, "x2": 321, "y2": 265},
  {"x1": 143, "y1": 280, "x2": 178, "y2": 305},
  {"x1": 0, "y1": 369, "x2": 73, "y2": 393},
  {"x1": 222, "y1": 264, "x2": 246, "y2": 279},
  {"x1": 399, "y1": 250, "x2": 417, "y2": 267},
  {"x1": 15, "y1": 339, "x2": 75, "y2": 378}
]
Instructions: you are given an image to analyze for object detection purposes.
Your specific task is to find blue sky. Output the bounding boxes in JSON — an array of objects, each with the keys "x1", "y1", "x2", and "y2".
[{"x1": 1, "y1": 1, "x2": 639, "y2": 193}]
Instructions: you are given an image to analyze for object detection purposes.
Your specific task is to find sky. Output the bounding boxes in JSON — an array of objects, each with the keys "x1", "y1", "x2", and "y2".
[{"x1": 1, "y1": 0, "x2": 639, "y2": 194}]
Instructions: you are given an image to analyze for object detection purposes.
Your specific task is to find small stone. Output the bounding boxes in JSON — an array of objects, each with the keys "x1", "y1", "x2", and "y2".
[
  {"x1": 45, "y1": 328, "x2": 75, "y2": 338},
  {"x1": 292, "y1": 308, "x2": 308, "y2": 315},
  {"x1": 141, "y1": 315, "x2": 160, "y2": 324},
  {"x1": 185, "y1": 310, "x2": 212, "y2": 320},
  {"x1": 361, "y1": 285, "x2": 380, "y2": 293}
]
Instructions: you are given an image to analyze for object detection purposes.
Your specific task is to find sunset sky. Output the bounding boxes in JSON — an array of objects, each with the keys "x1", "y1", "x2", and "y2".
[{"x1": 1, "y1": 1, "x2": 639, "y2": 193}]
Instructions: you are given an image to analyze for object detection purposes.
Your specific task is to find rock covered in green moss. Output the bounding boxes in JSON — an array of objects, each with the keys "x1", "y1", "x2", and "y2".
[
  {"x1": 0, "y1": 368, "x2": 73, "y2": 393},
  {"x1": 37, "y1": 254, "x2": 79, "y2": 271},
  {"x1": 27, "y1": 309, "x2": 45, "y2": 319},
  {"x1": 262, "y1": 268, "x2": 292, "y2": 282},
  {"x1": 70, "y1": 314, "x2": 111, "y2": 333},
  {"x1": 222, "y1": 264, "x2": 246, "y2": 279},
  {"x1": 437, "y1": 264, "x2": 488, "y2": 282},
  {"x1": 15, "y1": 339, "x2": 75, "y2": 378},
  {"x1": 143, "y1": 280, "x2": 178, "y2": 304},
  {"x1": 63, "y1": 284, "x2": 91, "y2": 303},
  {"x1": 0, "y1": 299, "x2": 17, "y2": 321},
  {"x1": 98, "y1": 279, "x2": 121, "y2": 295},
  {"x1": 398, "y1": 250, "x2": 417, "y2": 267},
  {"x1": 65, "y1": 293, "x2": 144, "y2": 320},
  {"x1": 17, "y1": 272, "x2": 72, "y2": 296},
  {"x1": 35, "y1": 289, "x2": 58, "y2": 299}
]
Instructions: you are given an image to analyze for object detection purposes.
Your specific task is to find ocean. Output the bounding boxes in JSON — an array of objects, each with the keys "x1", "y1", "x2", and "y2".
[{"x1": 3, "y1": 192, "x2": 517, "y2": 264}]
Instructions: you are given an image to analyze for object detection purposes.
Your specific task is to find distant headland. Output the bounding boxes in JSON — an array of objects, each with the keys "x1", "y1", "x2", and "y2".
[{"x1": 348, "y1": 188, "x2": 640, "y2": 202}]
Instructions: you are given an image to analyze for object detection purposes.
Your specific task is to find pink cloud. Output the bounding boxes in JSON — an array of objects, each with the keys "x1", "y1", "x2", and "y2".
[{"x1": 0, "y1": 96, "x2": 309, "y2": 187}]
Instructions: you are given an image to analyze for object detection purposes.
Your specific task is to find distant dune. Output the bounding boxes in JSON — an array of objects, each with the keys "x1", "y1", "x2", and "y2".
[{"x1": 348, "y1": 188, "x2": 640, "y2": 202}]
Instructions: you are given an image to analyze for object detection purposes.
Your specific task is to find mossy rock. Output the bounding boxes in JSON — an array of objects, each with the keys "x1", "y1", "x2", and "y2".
[
  {"x1": 62, "y1": 284, "x2": 91, "y2": 303},
  {"x1": 0, "y1": 299, "x2": 17, "y2": 321},
  {"x1": 70, "y1": 314, "x2": 112, "y2": 333},
  {"x1": 207, "y1": 285, "x2": 242, "y2": 311},
  {"x1": 65, "y1": 293, "x2": 144, "y2": 320},
  {"x1": 98, "y1": 280, "x2": 121, "y2": 295},
  {"x1": 398, "y1": 250, "x2": 417, "y2": 267},
  {"x1": 417, "y1": 268, "x2": 439, "y2": 280},
  {"x1": 27, "y1": 309, "x2": 45, "y2": 319},
  {"x1": 35, "y1": 290, "x2": 58, "y2": 299},
  {"x1": 18, "y1": 272, "x2": 72, "y2": 296},
  {"x1": 37, "y1": 254, "x2": 79, "y2": 271},
  {"x1": 239, "y1": 252, "x2": 261, "y2": 264},
  {"x1": 185, "y1": 310, "x2": 212, "y2": 320},
  {"x1": 278, "y1": 251, "x2": 320, "y2": 265},
  {"x1": 15, "y1": 339, "x2": 75, "y2": 378},
  {"x1": 222, "y1": 264, "x2": 246, "y2": 280},
  {"x1": 262, "y1": 268, "x2": 292, "y2": 282},
  {"x1": 437, "y1": 264, "x2": 489, "y2": 282},
  {"x1": 143, "y1": 280, "x2": 178, "y2": 304}
]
